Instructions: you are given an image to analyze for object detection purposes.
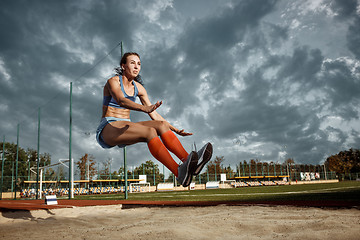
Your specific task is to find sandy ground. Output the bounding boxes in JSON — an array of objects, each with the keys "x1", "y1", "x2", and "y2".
[{"x1": 0, "y1": 205, "x2": 359, "y2": 240}]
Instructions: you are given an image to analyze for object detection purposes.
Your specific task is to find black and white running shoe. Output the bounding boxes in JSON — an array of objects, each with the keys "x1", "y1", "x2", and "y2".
[
  {"x1": 177, "y1": 151, "x2": 198, "y2": 187},
  {"x1": 193, "y1": 142, "x2": 213, "y2": 175}
]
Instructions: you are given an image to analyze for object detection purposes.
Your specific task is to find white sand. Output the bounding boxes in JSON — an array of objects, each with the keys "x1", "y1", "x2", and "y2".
[{"x1": 1, "y1": 205, "x2": 359, "y2": 240}]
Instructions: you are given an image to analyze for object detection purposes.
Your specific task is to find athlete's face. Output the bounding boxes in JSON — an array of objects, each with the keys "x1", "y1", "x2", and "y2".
[{"x1": 122, "y1": 55, "x2": 141, "y2": 79}]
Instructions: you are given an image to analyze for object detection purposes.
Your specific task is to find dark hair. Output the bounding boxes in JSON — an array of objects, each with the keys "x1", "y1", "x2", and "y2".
[{"x1": 114, "y1": 52, "x2": 143, "y2": 85}]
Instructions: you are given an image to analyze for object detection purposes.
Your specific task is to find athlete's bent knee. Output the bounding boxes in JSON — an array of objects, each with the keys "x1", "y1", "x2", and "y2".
[
  {"x1": 145, "y1": 127, "x2": 158, "y2": 141},
  {"x1": 156, "y1": 120, "x2": 170, "y2": 132}
]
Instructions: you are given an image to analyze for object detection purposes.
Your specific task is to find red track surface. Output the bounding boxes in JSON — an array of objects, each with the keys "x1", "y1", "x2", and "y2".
[{"x1": 0, "y1": 199, "x2": 358, "y2": 211}]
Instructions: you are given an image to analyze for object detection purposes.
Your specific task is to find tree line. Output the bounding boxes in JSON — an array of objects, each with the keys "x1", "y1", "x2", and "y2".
[
  {"x1": 325, "y1": 148, "x2": 360, "y2": 175},
  {"x1": 1, "y1": 140, "x2": 359, "y2": 190},
  {"x1": 0, "y1": 142, "x2": 51, "y2": 191}
]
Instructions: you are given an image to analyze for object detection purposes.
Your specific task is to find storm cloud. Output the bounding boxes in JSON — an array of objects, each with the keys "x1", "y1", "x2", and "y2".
[{"x1": 0, "y1": 0, "x2": 359, "y2": 176}]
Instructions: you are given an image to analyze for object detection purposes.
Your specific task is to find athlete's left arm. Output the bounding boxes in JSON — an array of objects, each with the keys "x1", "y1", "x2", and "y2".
[{"x1": 136, "y1": 83, "x2": 192, "y2": 136}]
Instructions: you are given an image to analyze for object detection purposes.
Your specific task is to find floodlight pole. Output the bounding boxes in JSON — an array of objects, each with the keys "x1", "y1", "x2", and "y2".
[
  {"x1": 68, "y1": 82, "x2": 73, "y2": 199},
  {"x1": 14, "y1": 124, "x2": 19, "y2": 200},
  {"x1": 36, "y1": 108, "x2": 41, "y2": 199},
  {"x1": 249, "y1": 162, "x2": 251, "y2": 178},
  {"x1": 124, "y1": 147, "x2": 128, "y2": 199},
  {"x1": 1, "y1": 136, "x2": 5, "y2": 200},
  {"x1": 163, "y1": 164, "x2": 165, "y2": 183},
  {"x1": 27, "y1": 156, "x2": 30, "y2": 181},
  {"x1": 153, "y1": 165, "x2": 155, "y2": 186},
  {"x1": 58, "y1": 159, "x2": 73, "y2": 198},
  {"x1": 119, "y1": 41, "x2": 128, "y2": 199},
  {"x1": 207, "y1": 168, "x2": 209, "y2": 182},
  {"x1": 215, "y1": 164, "x2": 217, "y2": 181},
  {"x1": 121, "y1": 41, "x2": 123, "y2": 58},
  {"x1": 39, "y1": 168, "x2": 43, "y2": 199},
  {"x1": 287, "y1": 163, "x2": 290, "y2": 182}
]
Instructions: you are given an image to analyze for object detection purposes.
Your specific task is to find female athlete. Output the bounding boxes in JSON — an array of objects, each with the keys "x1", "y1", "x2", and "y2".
[{"x1": 96, "y1": 52, "x2": 212, "y2": 187}]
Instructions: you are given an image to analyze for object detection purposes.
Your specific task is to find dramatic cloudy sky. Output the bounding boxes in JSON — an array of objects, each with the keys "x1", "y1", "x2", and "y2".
[{"x1": 1, "y1": 0, "x2": 359, "y2": 176}]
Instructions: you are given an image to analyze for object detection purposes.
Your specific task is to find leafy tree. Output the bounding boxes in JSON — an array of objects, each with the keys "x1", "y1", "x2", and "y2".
[
  {"x1": 250, "y1": 159, "x2": 263, "y2": 175},
  {"x1": 325, "y1": 148, "x2": 360, "y2": 175},
  {"x1": 132, "y1": 160, "x2": 156, "y2": 175},
  {"x1": 132, "y1": 160, "x2": 163, "y2": 185},
  {"x1": 45, "y1": 168, "x2": 56, "y2": 180},
  {"x1": 207, "y1": 156, "x2": 225, "y2": 174},
  {"x1": 76, "y1": 153, "x2": 97, "y2": 181},
  {"x1": 56, "y1": 165, "x2": 66, "y2": 180},
  {"x1": 0, "y1": 141, "x2": 51, "y2": 191},
  {"x1": 223, "y1": 164, "x2": 236, "y2": 178},
  {"x1": 102, "y1": 158, "x2": 111, "y2": 178},
  {"x1": 98, "y1": 158, "x2": 113, "y2": 179},
  {"x1": 285, "y1": 158, "x2": 295, "y2": 165},
  {"x1": 242, "y1": 160, "x2": 250, "y2": 175}
]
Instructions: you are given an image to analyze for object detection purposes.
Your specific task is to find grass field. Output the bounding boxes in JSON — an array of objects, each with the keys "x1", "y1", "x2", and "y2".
[{"x1": 74, "y1": 181, "x2": 360, "y2": 203}]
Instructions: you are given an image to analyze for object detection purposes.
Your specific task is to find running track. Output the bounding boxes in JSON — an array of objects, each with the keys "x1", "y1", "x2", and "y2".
[{"x1": 0, "y1": 199, "x2": 359, "y2": 211}]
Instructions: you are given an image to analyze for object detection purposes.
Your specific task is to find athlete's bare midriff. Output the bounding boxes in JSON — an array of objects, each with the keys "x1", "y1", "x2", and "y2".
[
  {"x1": 102, "y1": 81, "x2": 132, "y2": 119},
  {"x1": 102, "y1": 105, "x2": 130, "y2": 119}
]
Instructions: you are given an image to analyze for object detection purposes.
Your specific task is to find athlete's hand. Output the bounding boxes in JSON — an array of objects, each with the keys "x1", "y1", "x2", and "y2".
[
  {"x1": 144, "y1": 101, "x2": 162, "y2": 113},
  {"x1": 172, "y1": 127, "x2": 193, "y2": 136}
]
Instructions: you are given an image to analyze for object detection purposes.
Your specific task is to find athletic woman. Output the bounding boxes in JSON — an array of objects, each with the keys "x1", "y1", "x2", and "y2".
[{"x1": 96, "y1": 52, "x2": 212, "y2": 187}]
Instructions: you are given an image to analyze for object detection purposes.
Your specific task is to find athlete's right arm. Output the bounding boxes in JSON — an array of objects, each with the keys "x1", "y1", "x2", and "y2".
[{"x1": 106, "y1": 77, "x2": 157, "y2": 113}]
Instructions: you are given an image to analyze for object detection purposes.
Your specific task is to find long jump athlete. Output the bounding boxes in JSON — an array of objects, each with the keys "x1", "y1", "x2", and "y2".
[{"x1": 96, "y1": 52, "x2": 212, "y2": 187}]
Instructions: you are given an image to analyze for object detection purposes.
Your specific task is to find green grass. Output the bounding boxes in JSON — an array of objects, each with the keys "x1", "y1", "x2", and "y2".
[{"x1": 74, "y1": 181, "x2": 360, "y2": 203}]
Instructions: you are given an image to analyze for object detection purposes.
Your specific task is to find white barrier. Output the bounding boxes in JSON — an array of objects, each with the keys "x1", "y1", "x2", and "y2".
[
  {"x1": 220, "y1": 174, "x2": 235, "y2": 185},
  {"x1": 220, "y1": 174, "x2": 227, "y2": 182},
  {"x1": 139, "y1": 175, "x2": 147, "y2": 183},
  {"x1": 130, "y1": 182, "x2": 151, "y2": 193},
  {"x1": 45, "y1": 195, "x2": 58, "y2": 205},
  {"x1": 157, "y1": 183, "x2": 174, "y2": 191},
  {"x1": 206, "y1": 181, "x2": 219, "y2": 189},
  {"x1": 190, "y1": 182, "x2": 195, "y2": 190}
]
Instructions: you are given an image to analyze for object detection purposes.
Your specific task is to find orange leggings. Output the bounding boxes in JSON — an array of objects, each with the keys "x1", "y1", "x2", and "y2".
[{"x1": 147, "y1": 130, "x2": 189, "y2": 177}]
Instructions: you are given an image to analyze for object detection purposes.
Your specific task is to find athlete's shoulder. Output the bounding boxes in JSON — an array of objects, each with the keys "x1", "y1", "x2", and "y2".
[
  {"x1": 108, "y1": 75, "x2": 120, "y2": 83},
  {"x1": 134, "y1": 81, "x2": 146, "y2": 94},
  {"x1": 106, "y1": 76, "x2": 121, "y2": 88}
]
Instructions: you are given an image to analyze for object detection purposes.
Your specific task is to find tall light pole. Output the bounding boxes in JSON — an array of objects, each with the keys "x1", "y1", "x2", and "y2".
[
  {"x1": 68, "y1": 82, "x2": 73, "y2": 199},
  {"x1": 234, "y1": 139, "x2": 242, "y2": 177},
  {"x1": 284, "y1": 145, "x2": 290, "y2": 182},
  {"x1": 1, "y1": 136, "x2": 6, "y2": 200},
  {"x1": 14, "y1": 124, "x2": 20, "y2": 199},
  {"x1": 163, "y1": 164, "x2": 165, "y2": 183}
]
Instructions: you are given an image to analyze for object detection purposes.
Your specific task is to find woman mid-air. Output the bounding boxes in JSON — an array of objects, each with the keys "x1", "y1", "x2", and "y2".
[{"x1": 96, "y1": 52, "x2": 212, "y2": 187}]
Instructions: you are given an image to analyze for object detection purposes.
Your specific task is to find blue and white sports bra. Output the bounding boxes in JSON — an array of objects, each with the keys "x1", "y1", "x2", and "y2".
[{"x1": 103, "y1": 77, "x2": 139, "y2": 109}]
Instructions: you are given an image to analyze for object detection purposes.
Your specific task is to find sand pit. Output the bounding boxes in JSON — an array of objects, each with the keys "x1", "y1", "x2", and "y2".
[{"x1": 0, "y1": 205, "x2": 359, "y2": 240}]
